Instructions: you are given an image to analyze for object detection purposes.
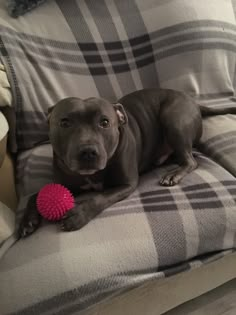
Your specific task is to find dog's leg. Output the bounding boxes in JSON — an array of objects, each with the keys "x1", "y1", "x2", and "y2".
[
  {"x1": 159, "y1": 102, "x2": 201, "y2": 186},
  {"x1": 60, "y1": 181, "x2": 137, "y2": 232},
  {"x1": 159, "y1": 125, "x2": 198, "y2": 186},
  {"x1": 19, "y1": 193, "x2": 42, "y2": 238},
  {"x1": 160, "y1": 151, "x2": 197, "y2": 186}
]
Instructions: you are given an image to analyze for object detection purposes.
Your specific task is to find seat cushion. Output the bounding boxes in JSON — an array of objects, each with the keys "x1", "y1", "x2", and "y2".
[{"x1": 0, "y1": 144, "x2": 235, "y2": 314}]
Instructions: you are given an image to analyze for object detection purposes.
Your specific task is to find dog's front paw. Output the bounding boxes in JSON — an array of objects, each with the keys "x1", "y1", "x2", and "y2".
[
  {"x1": 160, "y1": 174, "x2": 178, "y2": 186},
  {"x1": 60, "y1": 203, "x2": 90, "y2": 232},
  {"x1": 160, "y1": 169, "x2": 183, "y2": 186},
  {"x1": 19, "y1": 211, "x2": 41, "y2": 238}
]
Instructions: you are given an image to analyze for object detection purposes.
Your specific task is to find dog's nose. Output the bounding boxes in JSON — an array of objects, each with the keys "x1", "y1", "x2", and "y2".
[{"x1": 79, "y1": 147, "x2": 98, "y2": 162}]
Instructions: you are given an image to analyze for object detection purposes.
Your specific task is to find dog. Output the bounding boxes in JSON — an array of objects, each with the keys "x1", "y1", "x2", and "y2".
[{"x1": 19, "y1": 88, "x2": 236, "y2": 237}]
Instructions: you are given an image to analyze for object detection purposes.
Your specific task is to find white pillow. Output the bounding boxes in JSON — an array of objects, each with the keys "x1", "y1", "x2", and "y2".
[
  {"x1": 0, "y1": 113, "x2": 14, "y2": 245},
  {"x1": 0, "y1": 111, "x2": 8, "y2": 141},
  {"x1": 0, "y1": 201, "x2": 15, "y2": 244}
]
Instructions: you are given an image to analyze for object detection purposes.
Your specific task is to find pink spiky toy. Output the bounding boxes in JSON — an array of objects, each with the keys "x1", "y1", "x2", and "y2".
[{"x1": 37, "y1": 183, "x2": 75, "y2": 221}]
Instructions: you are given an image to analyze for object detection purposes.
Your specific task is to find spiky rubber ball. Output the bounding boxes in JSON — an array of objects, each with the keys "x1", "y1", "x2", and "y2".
[{"x1": 37, "y1": 184, "x2": 74, "y2": 221}]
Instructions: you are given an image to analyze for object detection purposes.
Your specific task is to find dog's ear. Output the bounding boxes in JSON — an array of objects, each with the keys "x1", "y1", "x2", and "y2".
[
  {"x1": 47, "y1": 105, "x2": 55, "y2": 123},
  {"x1": 113, "y1": 103, "x2": 128, "y2": 125}
]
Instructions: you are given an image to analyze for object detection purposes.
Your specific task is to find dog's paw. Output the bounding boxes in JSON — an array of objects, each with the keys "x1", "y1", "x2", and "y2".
[
  {"x1": 159, "y1": 172, "x2": 181, "y2": 186},
  {"x1": 19, "y1": 212, "x2": 41, "y2": 238},
  {"x1": 60, "y1": 205, "x2": 89, "y2": 232}
]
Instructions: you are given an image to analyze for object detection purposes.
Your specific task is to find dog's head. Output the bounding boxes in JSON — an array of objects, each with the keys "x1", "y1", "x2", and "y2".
[{"x1": 48, "y1": 97, "x2": 128, "y2": 175}]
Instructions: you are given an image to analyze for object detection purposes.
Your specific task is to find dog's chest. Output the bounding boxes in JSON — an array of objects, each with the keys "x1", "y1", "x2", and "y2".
[
  {"x1": 54, "y1": 157, "x2": 104, "y2": 193},
  {"x1": 79, "y1": 176, "x2": 104, "y2": 191},
  {"x1": 64, "y1": 172, "x2": 105, "y2": 193}
]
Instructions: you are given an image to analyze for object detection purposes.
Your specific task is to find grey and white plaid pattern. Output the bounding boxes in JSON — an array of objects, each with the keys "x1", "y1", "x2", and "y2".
[
  {"x1": 1, "y1": 1, "x2": 236, "y2": 314},
  {"x1": 0, "y1": 0, "x2": 236, "y2": 150},
  {"x1": 0, "y1": 145, "x2": 236, "y2": 314},
  {"x1": 198, "y1": 97, "x2": 236, "y2": 177}
]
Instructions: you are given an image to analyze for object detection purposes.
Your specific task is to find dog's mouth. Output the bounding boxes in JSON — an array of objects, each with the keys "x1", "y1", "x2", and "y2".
[
  {"x1": 77, "y1": 160, "x2": 107, "y2": 175},
  {"x1": 67, "y1": 163, "x2": 101, "y2": 175},
  {"x1": 78, "y1": 169, "x2": 98, "y2": 175},
  {"x1": 60, "y1": 158, "x2": 106, "y2": 176}
]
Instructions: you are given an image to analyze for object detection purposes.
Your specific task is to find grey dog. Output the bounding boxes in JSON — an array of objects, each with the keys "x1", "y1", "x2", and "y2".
[{"x1": 19, "y1": 88, "x2": 236, "y2": 237}]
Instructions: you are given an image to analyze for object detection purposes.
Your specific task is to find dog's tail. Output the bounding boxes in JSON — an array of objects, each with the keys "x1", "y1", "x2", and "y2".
[{"x1": 200, "y1": 105, "x2": 236, "y2": 117}]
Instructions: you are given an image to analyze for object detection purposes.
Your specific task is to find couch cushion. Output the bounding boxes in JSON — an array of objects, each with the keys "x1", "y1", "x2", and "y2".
[
  {"x1": 0, "y1": 144, "x2": 235, "y2": 314},
  {"x1": 0, "y1": 0, "x2": 236, "y2": 150}
]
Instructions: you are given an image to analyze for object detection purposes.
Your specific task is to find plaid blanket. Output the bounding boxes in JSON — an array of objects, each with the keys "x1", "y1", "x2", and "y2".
[
  {"x1": 0, "y1": 0, "x2": 236, "y2": 314},
  {"x1": 0, "y1": 145, "x2": 236, "y2": 314}
]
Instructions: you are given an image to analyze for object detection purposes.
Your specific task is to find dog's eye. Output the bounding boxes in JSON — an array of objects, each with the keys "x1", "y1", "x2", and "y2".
[
  {"x1": 99, "y1": 118, "x2": 110, "y2": 128},
  {"x1": 60, "y1": 118, "x2": 72, "y2": 128}
]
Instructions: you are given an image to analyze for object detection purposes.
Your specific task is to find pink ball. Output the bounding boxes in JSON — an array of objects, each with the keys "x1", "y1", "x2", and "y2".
[{"x1": 37, "y1": 184, "x2": 74, "y2": 221}]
